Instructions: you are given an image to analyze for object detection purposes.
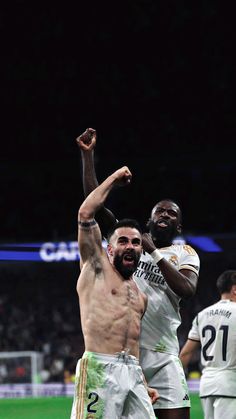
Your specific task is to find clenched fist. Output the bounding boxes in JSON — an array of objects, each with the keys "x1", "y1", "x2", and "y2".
[{"x1": 76, "y1": 128, "x2": 96, "y2": 151}]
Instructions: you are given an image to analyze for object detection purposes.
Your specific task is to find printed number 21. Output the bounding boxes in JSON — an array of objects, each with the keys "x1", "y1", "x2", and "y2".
[{"x1": 202, "y1": 324, "x2": 229, "y2": 361}]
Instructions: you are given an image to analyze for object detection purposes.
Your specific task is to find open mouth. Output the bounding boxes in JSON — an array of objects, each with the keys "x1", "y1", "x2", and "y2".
[
  {"x1": 123, "y1": 254, "x2": 135, "y2": 264},
  {"x1": 157, "y1": 220, "x2": 168, "y2": 228}
]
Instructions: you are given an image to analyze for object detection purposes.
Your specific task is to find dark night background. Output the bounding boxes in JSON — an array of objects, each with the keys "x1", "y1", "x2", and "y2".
[
  {"x1": 1, "y1": 2, "x2": 236, "y2": 243},
  {"x1": 1, "y1": 2, "x2": 236, "y2": 385}
]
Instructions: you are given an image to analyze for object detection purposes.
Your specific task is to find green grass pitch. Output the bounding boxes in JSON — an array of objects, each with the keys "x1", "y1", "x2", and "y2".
[{"x1": 0, "y1": 394, "x2": 203, "y2": 419}]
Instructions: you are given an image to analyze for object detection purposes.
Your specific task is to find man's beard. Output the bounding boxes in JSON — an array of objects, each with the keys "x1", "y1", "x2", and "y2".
[
  {"x1": 148, "y1": 220, "x2": 178, "y2": 247},
  {"x1": 113, "y1": 252, "x2": 140, "y2": 280}
]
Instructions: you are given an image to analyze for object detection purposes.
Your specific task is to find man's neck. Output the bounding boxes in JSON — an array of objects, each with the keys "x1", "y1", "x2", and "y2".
[
  {"x1": 221, "y1": 293, "x2": 236, "y2": 302},
  {"x1": 153, "y1": 238, "x2": 172, "y2": 248}
]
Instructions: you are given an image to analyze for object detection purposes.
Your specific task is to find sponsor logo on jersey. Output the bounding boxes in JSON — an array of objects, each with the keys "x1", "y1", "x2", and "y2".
[{"x1": 135, "y1": 261, "x2": 165, "y2": 285}]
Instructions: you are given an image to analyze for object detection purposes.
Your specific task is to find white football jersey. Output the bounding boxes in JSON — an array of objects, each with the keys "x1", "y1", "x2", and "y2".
[
  {"x1": 134, "y1": 244, "x2": 200, "y2": 356},
  {"x1": 188, "y1": 299, "x2": 236, "y2": 397}
]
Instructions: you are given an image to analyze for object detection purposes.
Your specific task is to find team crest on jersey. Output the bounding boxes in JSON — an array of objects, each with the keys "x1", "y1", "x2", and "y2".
[
  {"x1": 183, "y1": 245, "x2": 196, "y2": 255},
  {"x1": 169, "y1": 255, "x2": 178, "y2": 266}
]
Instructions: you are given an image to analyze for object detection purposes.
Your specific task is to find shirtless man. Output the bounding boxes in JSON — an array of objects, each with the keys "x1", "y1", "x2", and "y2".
[
  {"x1": 76, "y1": 128, "x2": 200, "y2": 419},
  {"x1": 70, "y1": 165, "x2": 158, "y2": 418}
]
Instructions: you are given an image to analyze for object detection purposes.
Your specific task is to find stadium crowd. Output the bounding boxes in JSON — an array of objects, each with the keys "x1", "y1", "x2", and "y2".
[{"x1": 0, "y1": 262, "x2": 83, "y2": 384}]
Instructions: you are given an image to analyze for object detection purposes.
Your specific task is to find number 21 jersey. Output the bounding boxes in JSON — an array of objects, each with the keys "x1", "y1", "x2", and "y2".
[{"x1": 188, "y1": 299, "x2": 236, "y2": 397}]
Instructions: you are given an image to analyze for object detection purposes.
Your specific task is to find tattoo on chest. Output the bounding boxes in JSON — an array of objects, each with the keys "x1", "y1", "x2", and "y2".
[{"x1": 127, "y1": 283, "x2": 138, "y2": 301}]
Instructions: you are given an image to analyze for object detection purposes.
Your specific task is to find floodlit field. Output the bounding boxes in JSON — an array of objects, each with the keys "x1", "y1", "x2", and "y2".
[
  {"x1": 0, "y1": 397, "x2": 72, "y2": 419},
  {"x1": 0, "y1": 394, "x2": 204, "y2": 419}
]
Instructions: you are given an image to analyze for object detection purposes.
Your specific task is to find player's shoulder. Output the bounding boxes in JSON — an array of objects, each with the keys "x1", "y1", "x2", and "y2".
[
  {"x1": 198, "y1": 299, "x2": 233, "y2": 317},
  {"x1": 218, "y1": 299, "x2": 236, "y2": 313},
  {"x1": 198, "y1": 302, "x2": 218, "y2": 317},
  {"x1": 181, "y1": 243, "x2": 198, "y2": 256},
  {"x1": 167, "y1": 243, "x2": 199, "y2": 257}
]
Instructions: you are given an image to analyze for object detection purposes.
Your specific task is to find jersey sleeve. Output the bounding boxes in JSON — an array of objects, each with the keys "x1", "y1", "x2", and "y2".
[
  {"x1": 188, "y1": 315, "x2": 200, "y2": 341},
  {"x1": 179, "y1": 245, "x2": 200, "y2": 276}
]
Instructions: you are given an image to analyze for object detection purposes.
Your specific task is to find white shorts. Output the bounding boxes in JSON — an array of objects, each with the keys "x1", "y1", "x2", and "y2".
[
  {"x1": 140, "y1": 348, "x2": 190, "y2": 410},
  {"x1": 201, "y1": 396, "x2": 236, "y2": 419},
  {"x1": 70, "y1": 351, "x2": 156, "y2": 419}
]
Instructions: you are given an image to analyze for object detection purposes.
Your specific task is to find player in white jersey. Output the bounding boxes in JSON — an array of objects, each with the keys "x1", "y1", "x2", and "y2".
[
  {"x1": 77, "y1": 128, "x2": 200, "y2": 419},
  {"x1": 180, "y1": 270, "x2": 236, "y2": 419}
]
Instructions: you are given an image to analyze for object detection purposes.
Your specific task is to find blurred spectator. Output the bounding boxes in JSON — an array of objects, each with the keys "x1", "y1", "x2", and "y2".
[
  {"x1": 0, "y1": 262, "x2": 83, "y2": 383},
  {"x1": 63, "y1": 369, "x2": 75, "y2": 384}
]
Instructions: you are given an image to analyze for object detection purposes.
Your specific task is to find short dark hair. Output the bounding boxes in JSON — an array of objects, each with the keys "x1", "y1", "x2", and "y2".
[
  {"x1": 216, "y1": 270, "x2": 236, "y2": 294},
  {"x1": 107, "y1": 218, "x2": 142, "y2": 242}
]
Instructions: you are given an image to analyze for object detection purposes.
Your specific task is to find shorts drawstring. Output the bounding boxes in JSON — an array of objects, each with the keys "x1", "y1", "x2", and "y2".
[{"x1": 115, "y1": 348, "x2": 131, "y2": 363}]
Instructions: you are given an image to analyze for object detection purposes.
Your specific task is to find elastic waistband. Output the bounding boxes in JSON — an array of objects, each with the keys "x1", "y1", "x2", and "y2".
[{"x1": 83, "y1": 351, "x2": 139, "y2": 365}]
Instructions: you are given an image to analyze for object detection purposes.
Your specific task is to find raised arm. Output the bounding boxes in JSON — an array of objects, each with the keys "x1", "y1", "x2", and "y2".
[
  {"x1": 76, "y1": 128, "x2": 117, "y2": 237},
  {"x1": 78, "y1": 166, "x2": 132, "y2": 267}
]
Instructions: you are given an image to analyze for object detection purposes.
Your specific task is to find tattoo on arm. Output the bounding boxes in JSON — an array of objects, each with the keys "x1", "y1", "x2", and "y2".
[{"x1": 78, "y1": 219, "x2": 97, "y2": 228}]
